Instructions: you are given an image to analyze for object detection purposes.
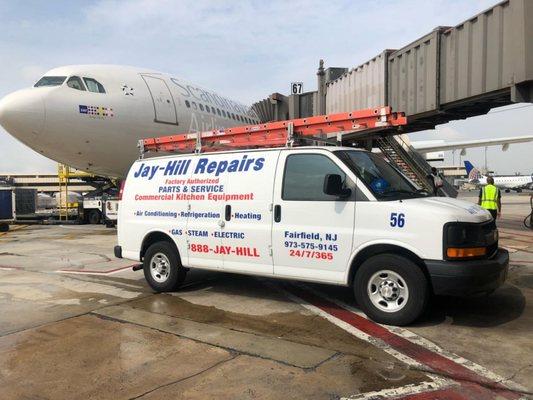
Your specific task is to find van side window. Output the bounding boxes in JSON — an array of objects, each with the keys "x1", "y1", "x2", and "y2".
[
  {"x1": 66, "y1": 76, "x2": 86, "y2": 91},
  {"x1": 282, "y1": 154, "x2": 349, "y2": 201}
]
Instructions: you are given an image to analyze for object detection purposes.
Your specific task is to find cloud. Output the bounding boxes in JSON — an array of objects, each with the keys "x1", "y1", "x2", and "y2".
[{"x1": 1, "y1": 0, "x2": 531, "y2": 174}]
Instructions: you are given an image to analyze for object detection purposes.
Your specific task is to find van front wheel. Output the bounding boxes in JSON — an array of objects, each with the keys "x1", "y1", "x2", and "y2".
[
  {"x1": 143, "y1": 241, "x2": 186, "y2": 292},
  {"x1": 354, "y1": 254, "x2": 428, "y2": 326}
]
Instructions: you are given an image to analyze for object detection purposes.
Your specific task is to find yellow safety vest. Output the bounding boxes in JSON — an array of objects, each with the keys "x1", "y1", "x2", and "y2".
[{"x1": 481, "y1": 184, "x2": 499, "y2": 210}]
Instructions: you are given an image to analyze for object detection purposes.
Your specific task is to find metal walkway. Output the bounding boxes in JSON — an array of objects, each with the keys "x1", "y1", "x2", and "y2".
[{"x1": 376, "y1": 136, "x2": 458, "y2": 198}]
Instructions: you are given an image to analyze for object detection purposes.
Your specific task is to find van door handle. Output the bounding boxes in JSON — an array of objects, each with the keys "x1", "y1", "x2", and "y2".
[
  {"x1": 274, "y1": 205, "x2": 281, "y2": 223},
  {"x1": 225, "y1": 204, "x2": 231, "y2": 221}
]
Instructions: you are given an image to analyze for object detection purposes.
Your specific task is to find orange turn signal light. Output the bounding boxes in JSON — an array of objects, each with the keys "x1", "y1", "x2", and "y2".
[{"x1": 447, "y1": 247, "x2": 487, "y2": 258}]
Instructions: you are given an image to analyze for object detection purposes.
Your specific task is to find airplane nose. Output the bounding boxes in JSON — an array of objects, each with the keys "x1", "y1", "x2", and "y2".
[{"x1": 0, "y1": 89, "x2": 45, "y2": 140}]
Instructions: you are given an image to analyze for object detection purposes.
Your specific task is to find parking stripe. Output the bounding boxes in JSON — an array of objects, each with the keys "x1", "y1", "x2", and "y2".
[{"x1": 284, "y1": 284, "x2": 524, "y2": 400}]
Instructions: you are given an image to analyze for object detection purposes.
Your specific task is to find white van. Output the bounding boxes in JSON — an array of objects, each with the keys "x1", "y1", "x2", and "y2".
[{"x1": 115, "y1": 147, "x2": 508, "y2": 325}]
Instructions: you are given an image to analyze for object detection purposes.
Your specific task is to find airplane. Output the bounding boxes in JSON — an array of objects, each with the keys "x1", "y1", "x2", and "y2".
[
  {"x1": 0, "y1": 65, "x2": 260, "y2": 177},
  {"x1": 411, "y1": 135, "x2": 533, "y2": 162},
  {"x1": 464, "y1": 160, "x2": 533, "y2": 192}
]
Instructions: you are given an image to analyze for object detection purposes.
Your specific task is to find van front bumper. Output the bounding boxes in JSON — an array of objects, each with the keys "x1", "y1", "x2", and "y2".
[{"x1": 425, "y1": 248, "x2": 509, "y2": 296}]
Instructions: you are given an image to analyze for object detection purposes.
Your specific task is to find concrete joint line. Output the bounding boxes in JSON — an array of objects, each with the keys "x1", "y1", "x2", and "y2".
[
  {"x1": 92, "y1": 305, "x2": 337, "y2": 369},
  {"x1": 128, "y1": 354, "x2": 239, "y2": 400}
]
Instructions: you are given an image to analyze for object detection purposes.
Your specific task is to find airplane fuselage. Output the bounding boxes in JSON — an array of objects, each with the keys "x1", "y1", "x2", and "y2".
[
  {"x1": 0, "y1": 65, "x2": 260, "y2": 177},
  {"x1": 472, "y1": 175, "x2": 533, "y2": 190}
]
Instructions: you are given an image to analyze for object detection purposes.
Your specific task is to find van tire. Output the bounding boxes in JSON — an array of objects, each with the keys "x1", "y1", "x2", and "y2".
[
  {"x1": 143, "y1": 241, "x2": 186, "y2": 292},
  {"x1": 354, "y1": 254, "x2": 428, "y2": 326}
]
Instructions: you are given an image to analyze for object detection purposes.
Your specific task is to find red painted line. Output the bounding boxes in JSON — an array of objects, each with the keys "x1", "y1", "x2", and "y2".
[
  {"x1": 0, "y1": 265, "x2": 23, "y2": 270},
  {"x1": 502, "y1": 237, "x2": 533, "y2": 245},
  {"x1": 57, "y1": 264, "x2": 137, "y2": 274},
  {"x1": 499, "y1": 229, "x2": 533, "y2": 239},
  {"x1": 288, "y1": 285, "x2": 521, "y2": 400}
]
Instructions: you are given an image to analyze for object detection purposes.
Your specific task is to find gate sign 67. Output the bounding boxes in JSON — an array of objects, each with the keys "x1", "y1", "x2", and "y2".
[{"x1": 291, "y1": 82, "x2": 303, "y2": 95}]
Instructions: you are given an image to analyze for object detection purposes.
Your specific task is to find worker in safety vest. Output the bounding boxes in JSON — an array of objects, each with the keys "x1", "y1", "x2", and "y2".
[{"x1": 478, "y1": 176, "x2": 501, "y2": 222}]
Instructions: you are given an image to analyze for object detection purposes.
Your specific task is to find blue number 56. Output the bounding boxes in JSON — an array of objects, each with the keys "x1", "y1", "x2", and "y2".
[{"x1": 390, "y1": 213, "x2": 405, "y2": 228}]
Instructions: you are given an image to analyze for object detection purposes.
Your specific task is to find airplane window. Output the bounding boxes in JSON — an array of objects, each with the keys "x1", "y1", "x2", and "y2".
[
  {"x1": 66, "y1": 76, "x2": 86, "y2": 91},
  {"x1": 34, "y1": 76, "x2": 66, "y2": 87},
  {"x1": 217, "y1": 109, "x2": 221, "y2": 116},
  {"x1": 205, "y1": 105, "x2": 210, "y2": 113},
  {"x1": 185, "y1": 100, "x2": 191, "y2": 108},
  {"x1": 83, "y1": 78, "x2": 106, "y2": 93},
  {"x1": 211, "y1": 107, "x2": 216, "y2": 115},
  {"x1": 232, "y1": 113, "x2": 236, "y2": 120},
  {"x1": 192, "y1": 102, "x2": 197, "y2": 110},
  {"x1": 199, "y1": 104, "x2": 204, "y2": 111},
  {"x1": 222, "y1": 110, "x2": 226, "y2": 117}
]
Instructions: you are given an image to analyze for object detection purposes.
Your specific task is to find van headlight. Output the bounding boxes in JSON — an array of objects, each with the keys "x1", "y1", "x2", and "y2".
[{"x1": 444, "y1": 221, "x2": 498, "y2": 260}]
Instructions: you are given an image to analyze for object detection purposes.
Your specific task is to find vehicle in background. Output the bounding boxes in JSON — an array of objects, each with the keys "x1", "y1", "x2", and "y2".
[
  {"x1": 102, "y1": 197, "x2": 119, "y2": 227},
  {"x1": 82, "y1": 189, "x2": 119, "y2": 226},
  {"x1": 115, "y1": 147, "x2": 509, "y2": 326},
  {"x1": 37, "y1": 193, "x2": 56, "y2": 209},
  {"x1": 0, "y1": 188, "x2": 15, "y2": 230},
  {"x1": 464, "y1": 161, "x2": 533, "y2": 192}
]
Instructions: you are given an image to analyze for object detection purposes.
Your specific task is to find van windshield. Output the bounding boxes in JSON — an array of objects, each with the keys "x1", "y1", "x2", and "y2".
[{"x1": 335, "y1": 150, "x2": 429, "y2": 200}]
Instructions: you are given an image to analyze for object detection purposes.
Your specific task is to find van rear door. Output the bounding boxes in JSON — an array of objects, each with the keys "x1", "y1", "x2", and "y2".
[{"x1": 271, "y1": 150, "x2": 356, "y2": 283}]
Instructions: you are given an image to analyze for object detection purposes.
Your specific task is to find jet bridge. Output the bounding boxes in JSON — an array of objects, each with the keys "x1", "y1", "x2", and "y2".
[{"x1": 252, "y1": 0, "x2": 532, "y2": 198}]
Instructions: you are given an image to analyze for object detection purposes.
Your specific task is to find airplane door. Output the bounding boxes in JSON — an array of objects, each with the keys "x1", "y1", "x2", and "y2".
[{"x1": 141, "y1": 75, "x2": 178, "y2": 125}]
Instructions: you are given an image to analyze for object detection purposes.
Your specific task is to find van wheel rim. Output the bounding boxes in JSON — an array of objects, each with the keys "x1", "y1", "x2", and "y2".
[
  {"x1": 150, "y1": 253, "x2": 171, "y2": 283},
  {"x1": 367, "y1": 270, "x2": 409, "y2": 313}
]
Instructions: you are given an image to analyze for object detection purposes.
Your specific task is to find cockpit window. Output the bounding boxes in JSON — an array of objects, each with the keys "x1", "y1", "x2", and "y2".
[
  {"x1": 83, "y1": 78, "x2": 106, "y2": 93},
  {"x1": 34, "y1": 76, "x2": 66, "y2": 87},
  {"x1": 66, "y1": 76, "x2": 86, "y2": 91}
]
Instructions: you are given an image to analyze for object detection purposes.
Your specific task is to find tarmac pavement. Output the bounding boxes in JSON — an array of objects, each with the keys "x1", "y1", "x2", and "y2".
[{"x1": 0, "y1": 192, "x2": 531, "y2": 399}]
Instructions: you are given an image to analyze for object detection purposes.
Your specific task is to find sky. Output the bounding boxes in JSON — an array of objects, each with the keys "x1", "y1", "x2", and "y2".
[{"x1": 0, "y1": 0, "x2": 531, "y2": 175}]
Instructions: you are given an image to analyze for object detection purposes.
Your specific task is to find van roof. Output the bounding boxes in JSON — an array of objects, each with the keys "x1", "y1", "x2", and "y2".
[{"x1": 137, "y1": 146, "x2": 367, "y2": 163}]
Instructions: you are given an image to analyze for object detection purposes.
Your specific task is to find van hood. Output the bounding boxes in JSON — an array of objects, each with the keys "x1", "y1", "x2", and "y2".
[{"x1": 402, "y1": 196, "x2": 492, "y2": 223}]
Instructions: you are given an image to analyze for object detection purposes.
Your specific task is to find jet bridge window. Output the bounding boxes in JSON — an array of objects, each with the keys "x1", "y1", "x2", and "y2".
[
  {"x1": 34, "y1": 76, "x2": 66, "y2": 87},
  {"x1": 66, "y1": 76, "x2": 86, "y2": 91},
  {"x1": 83, "y1": 78, "x2": 106, "y2": 93}
]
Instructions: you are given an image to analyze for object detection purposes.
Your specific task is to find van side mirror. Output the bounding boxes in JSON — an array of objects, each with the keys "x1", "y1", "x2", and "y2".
[{"x1": 323, "y1": 174, "x2": 351, "y2": 198}]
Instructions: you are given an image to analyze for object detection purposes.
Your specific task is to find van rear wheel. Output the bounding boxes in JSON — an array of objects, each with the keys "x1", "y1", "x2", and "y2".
[
  {"x1": 354, "y1": 254, "x2": 428, "y2": 326},
  {"x1": 143, "y1": 241, "x2": 186, "y2": 292}
]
